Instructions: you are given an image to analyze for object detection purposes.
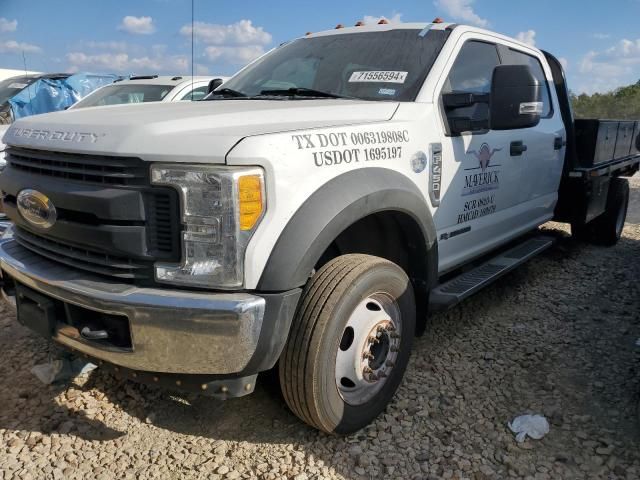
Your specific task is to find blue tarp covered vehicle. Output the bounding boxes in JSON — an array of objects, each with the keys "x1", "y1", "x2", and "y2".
[{"x1": 5, "y1": 73, "x2": 120, "y2": 121}]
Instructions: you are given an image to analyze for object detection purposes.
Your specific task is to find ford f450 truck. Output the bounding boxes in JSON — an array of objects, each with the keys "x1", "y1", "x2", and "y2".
[{"x1": 0, "y1": 21, "x2": 638, "y2": 434}]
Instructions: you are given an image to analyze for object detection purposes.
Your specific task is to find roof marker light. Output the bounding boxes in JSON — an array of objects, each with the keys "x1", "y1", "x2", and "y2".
[
  {"x1": 432, "y1": 17, "x2": 444, "y2": 24},
  {"x1": 378, "y1": 19, "x2": 389, "y2": 25},
  {"x1": 335, "y1": 24, "x2": 344, "y2": 29},
  {"x1": 305, "y1": 32, "x2": 312, "y2": 36},
  {"x1": 355, "y1": 21, "x2": 365, "y2": 27}
]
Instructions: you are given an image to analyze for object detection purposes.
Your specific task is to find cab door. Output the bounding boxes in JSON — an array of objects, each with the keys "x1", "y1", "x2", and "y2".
[
  {"x1": 498, "y1": 46, "x2": 564, "y2": 218},
  {"x1": 433, "y1": 38, "x2": 526, "y2": 272}
]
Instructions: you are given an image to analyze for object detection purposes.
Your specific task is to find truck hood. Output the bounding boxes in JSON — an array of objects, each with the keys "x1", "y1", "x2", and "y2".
[{"x1": 2, "y1": 100, "x2": 398, "y2": 163}]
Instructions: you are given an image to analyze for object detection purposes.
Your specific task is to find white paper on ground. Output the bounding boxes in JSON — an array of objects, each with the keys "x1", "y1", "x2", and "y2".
[{"x1": 508, "y1": 414, "x2": 550, "y2": 443}]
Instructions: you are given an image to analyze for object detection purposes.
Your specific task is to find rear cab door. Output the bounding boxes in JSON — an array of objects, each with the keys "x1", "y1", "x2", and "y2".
[{"x1": 429, "y1": 31, "x2": 563, "y2": 273}]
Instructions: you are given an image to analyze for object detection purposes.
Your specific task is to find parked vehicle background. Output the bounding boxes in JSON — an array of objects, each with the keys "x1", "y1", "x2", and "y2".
[
  {"x1": 0, "y1": 68, "x2": 41, "y2": 83},
  {"x1": 71, "y1": 75, "x2": 228, "y2": 109},
  {"x1": 0, "y1": 72, "x2": 118, "y2": 170}
]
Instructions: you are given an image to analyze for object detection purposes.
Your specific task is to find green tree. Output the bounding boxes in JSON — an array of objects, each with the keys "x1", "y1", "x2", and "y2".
[{"x1": 571, "y1": 81, "x2": 640, "y2": 119}]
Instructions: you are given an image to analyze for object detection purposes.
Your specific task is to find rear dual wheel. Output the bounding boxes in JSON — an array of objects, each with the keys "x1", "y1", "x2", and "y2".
[
  {"x1": 279, "y1": 254, "x2": 415, "y2": 434},
  {"x1": 572, "y1": 177, "x2": 630, "y2": 246}
]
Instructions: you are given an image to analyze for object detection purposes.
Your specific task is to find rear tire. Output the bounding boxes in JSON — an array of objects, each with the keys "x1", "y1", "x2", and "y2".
[
  {"x1": 571, "y1": 177, "x2": 629, "y2": 246},
  {"x1": 279, "y1": 254, "x2": 415, "y2": 434}
]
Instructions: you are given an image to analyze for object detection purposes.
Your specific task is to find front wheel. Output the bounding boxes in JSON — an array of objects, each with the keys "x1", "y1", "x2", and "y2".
[{"x1": 279, "y1": 254, "x2": 415, "y2": 434}]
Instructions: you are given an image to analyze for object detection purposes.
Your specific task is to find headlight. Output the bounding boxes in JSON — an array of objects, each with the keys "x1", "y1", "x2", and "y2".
[{"x1": 151, "y1": 164, "x2": 265, "y2": 288}]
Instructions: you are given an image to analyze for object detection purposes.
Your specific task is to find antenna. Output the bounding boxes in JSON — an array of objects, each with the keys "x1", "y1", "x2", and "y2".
[
  {"x1": 191, "y1": 0, "x2": 194, "y2": 101},
  {"x1": 22, "y1": 50, "x2": 33, "y2": 108}
]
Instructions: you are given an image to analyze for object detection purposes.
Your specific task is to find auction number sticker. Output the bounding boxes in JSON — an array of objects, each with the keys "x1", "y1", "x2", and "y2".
[{"x1": 349, "y1": 71, "x2": 408, "y2": 83}]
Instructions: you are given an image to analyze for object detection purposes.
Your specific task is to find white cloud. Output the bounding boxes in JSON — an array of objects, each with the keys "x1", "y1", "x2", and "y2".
[
  {"x1": 516, "y1": 30, "x2": 536, "y2": 47},
  {"x1": 0, "y1": 40, "x2": 42, "y2": 54},
  {"x1": 84, "y1": 40, "x2": 129, "y2": 51},
  {"x1": 362, "y1": 14, "x2": 403, "y2": 25},
  {"x1": 204, "y1": 45, "x2": 266, "y2": 64},
  {"x1": 66, "y1": 51, "x2": 187, "y2": 74},
  {"x1": 575, "y1": 38, "x2": 640, "y2": 93},
  {"x1": 0, "y1": 17, "x2": 17, "y2": 33},
  {"x1": 180, "y1": 20, "x2": 271, "y2": 46},
  {"x1": 119, "y1": 16, "x2": 156, "y2": 35},
  {"x1": 195, "y1": 63, "x2": 210, "y2": 75},
  {"x1": 434, "y1": 0, "x2": 488, "y2": 27}
]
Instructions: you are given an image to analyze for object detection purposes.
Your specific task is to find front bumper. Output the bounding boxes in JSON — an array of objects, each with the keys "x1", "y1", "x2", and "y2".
[{"x1": 0, "y1": 235, "x2": 300, "y2": 377}]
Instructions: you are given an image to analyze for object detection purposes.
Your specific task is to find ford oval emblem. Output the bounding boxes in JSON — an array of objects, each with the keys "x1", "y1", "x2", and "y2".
[{"x1": 17, "y1": 189, "x2": 57, "y2": 229}]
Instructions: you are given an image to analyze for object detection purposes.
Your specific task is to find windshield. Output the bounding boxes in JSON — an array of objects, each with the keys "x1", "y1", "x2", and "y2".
[
  {"x1": 73, "y1": 84, "x2": 174, "y2": 108},
  {"x1": 217, "y1": 29, "x2": 449, "y2": 101},
  {"x1": 0, "y1": 77, "x2": 38, "y2": 105}
]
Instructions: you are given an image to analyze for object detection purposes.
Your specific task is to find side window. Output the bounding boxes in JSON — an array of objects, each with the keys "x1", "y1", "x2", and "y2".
[
  {"x1": 504, "y1": 49, "x2": 553, "y2": 117},
  {"x1": 180, "y1": 85, "x2": 209, "y2": 101},
  {"x1": 443, "y1": 41, "x2": 500, "y2": 94}
]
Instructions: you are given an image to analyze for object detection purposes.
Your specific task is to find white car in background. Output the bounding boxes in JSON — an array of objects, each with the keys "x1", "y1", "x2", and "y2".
[
  {"x1": 0, "y1": 75, "x2": 228, "y2": 169},
  {"x1": 70, "y1": 75, "x2": 228, "y2": 109}
]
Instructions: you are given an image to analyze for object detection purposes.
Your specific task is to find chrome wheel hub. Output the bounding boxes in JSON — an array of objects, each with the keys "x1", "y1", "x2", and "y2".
[{"x1": 335, "y1": 293, "x2": 401, "y2": 405}]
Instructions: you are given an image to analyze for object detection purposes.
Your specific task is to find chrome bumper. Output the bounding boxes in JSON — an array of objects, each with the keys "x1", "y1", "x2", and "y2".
[{"x1": 0, "y1": 236, "x2": 268, "y2": 375}]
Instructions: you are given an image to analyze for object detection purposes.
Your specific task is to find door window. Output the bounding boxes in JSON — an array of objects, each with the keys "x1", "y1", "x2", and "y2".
[
  {"x1": 443, "y1": 41, "x2": 500, "y2": 94},
  {"x1": 180, "y1": 85, "x2": 209, "y2": 101},
  {"x1": 503, "y1": 49, "x2": 553, "y2": 117}
]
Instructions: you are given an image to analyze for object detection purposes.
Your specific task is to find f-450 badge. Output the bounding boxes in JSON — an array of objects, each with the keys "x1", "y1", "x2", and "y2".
[{"x1": 462, "y1": 142, "x2": 502, "y2": 197}]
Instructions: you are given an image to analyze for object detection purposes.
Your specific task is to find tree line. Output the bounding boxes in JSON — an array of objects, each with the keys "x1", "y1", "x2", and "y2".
[{"x1": 571, "y1": 81, "x2": 640, "y2": 119}]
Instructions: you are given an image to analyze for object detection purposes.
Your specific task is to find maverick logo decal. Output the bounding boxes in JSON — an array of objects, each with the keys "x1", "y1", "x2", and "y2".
[{"x1": 462, "y1": 143, "x2": 502, "y2": 197}]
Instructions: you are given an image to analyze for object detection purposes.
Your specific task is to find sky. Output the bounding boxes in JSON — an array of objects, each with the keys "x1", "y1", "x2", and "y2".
[{"x1": 1, "y1": 0, "x2": 640, "y2": 95}]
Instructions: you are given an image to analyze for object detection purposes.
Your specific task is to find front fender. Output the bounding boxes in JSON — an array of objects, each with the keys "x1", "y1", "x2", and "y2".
[{"x1": 257, "y1": 167, "x2": 438, "y2": 291}]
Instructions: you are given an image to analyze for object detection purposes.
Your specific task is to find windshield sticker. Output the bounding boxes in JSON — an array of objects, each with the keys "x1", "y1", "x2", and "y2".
[
  {"x1": 349, "y1": 71, "x2": 408, "y2": 84},
  {"x1": 8, "y1": 83, "x2": 28, "y2": 89},
  {"x1": 378, "y1": 88, "x2": 396, "y2": 96},
  {"x1": 291, "y1": 129, "x2": 410, "y2": 168}
]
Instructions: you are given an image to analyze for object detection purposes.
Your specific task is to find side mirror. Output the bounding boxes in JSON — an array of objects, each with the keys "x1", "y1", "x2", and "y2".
[
  {"x1": 490, "y1": 65, "x2": 542, "y2": 130},
  {"x1": 207, "y1": 78, "x2": 224, "y2": 94}
]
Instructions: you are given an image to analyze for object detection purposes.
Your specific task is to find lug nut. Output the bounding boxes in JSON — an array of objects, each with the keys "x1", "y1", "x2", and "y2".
[
  {"x1": 378, "y1": 371, "x2": 387, "y2": 378},
  {"x1": 363, "y1": 366, "x2": 373, "y2": 375},
  {"x1": 390, "y1": 332, "x2": 400, "y2": 339},
  {"x1": 386, "y1": 361, "x2": 395, "y2": 368},
  {"x1": 368, "y1": 336, "x2": 379, "y2": 344},
  {"x1": 390, "y1": 346, "x2": 399, "y2": 353},
  {"x1": 363, "y1": 352, "x2": 374, "y2": 360}
]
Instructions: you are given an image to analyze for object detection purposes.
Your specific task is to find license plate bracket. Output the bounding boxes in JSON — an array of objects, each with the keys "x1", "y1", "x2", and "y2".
[{"x1": 16, "y1": 284, "x2": 57, "y2": 339}]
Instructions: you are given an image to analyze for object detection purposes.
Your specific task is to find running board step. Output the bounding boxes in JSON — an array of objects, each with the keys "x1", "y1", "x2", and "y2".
[{"x1": 429, "y1": 236, "x2": 554, "y2": 311}]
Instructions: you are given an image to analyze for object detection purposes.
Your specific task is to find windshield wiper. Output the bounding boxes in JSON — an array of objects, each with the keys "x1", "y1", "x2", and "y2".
[
  {"x1": 205, "y1": 88, "x2": 248, "y2": 99},
  {"x1": 259, "y1": 87, "x2": 347, "y2": 99}
]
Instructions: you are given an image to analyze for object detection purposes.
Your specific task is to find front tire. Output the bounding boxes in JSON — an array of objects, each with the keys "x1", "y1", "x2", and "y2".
[{"x1": 279, "y1": 254, "x2": 415, "y2": 434}]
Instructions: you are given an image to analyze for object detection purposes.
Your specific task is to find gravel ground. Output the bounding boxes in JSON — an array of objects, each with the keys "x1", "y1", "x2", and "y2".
[{"x1": 1, "y1": 177, "x2": 639, "y2": 480}]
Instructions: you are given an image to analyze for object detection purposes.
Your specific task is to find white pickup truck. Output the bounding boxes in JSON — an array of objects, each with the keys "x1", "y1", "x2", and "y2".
[{"x1": 0, "y1": 21, "x2": 638, "y2": 434}]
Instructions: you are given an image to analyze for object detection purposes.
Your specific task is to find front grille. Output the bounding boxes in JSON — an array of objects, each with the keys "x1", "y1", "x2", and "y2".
[
  {"x1": 2, "y1": 147, "x2": 182, "y2": 284},
  {"x1": 14, "y1": 227, "x2": 153, "y2": 280},
  {"x1": 6, "y1": 147, "x2": 147, "y2": 186}
]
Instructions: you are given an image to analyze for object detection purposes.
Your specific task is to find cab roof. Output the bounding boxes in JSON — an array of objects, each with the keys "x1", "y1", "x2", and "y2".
[
  {"x1": 305, "y1": 21, "x2": 455, "y2": 38},
  {"x1": 303, "y1": 21, "x2": 540, "y2": 55}
]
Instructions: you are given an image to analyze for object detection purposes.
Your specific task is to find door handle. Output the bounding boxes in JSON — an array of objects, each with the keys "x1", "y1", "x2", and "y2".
[
  {"x1": 510, "y1": 141, "x2": 527, "y2": 156},
  {"x1": 554, "y1": 136, "x2": 565, "y2": 150}
]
